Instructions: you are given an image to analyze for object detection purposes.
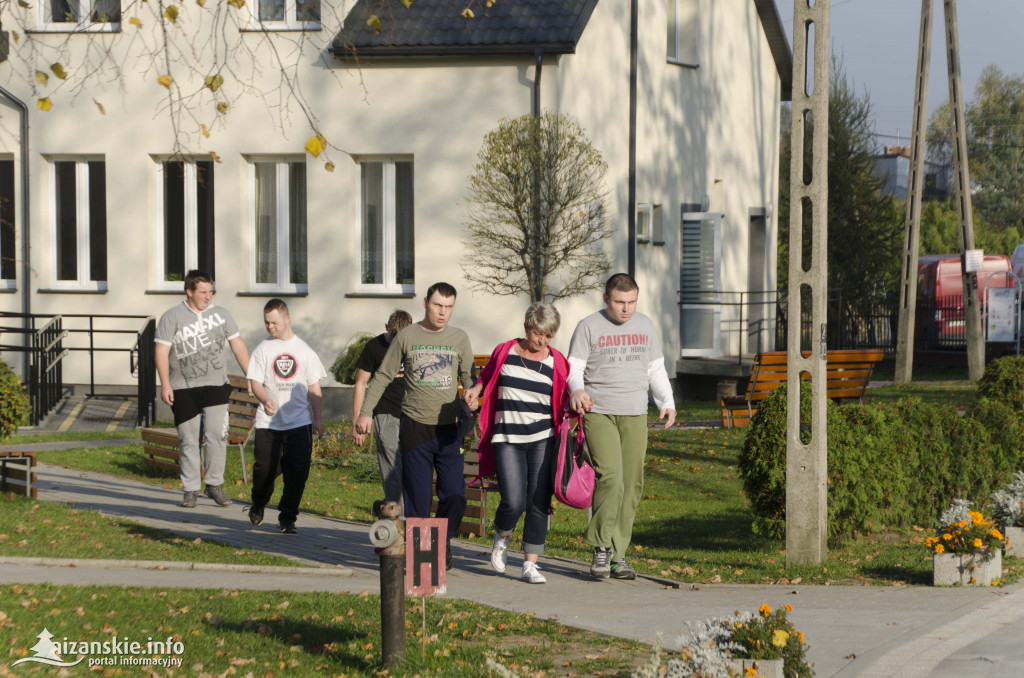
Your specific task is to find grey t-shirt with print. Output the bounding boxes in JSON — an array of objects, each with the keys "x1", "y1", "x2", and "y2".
[
  {"x1": 567, "y1": 310, "x2": 662, "y2": 417},
  {"x1": 155, "y1": 301, "x2": 241, "y2": 390},
  {"x1": 359, "y1": 323, "x2": 474, "y2": 426}
]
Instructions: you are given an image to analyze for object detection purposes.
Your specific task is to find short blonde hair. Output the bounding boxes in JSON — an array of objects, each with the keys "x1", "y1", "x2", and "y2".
[{"x1": 524, "y1": 302, "x2": 560, "y2": 336}]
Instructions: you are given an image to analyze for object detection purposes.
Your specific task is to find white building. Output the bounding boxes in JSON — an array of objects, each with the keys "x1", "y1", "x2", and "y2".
[{"x1": 0, "y1": 0, "x2": 791, "y2": 408}]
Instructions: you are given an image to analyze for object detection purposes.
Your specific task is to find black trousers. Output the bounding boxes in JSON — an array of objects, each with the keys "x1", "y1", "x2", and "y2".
[{"x1": 250, "y1": 425, "x2": 312, "y2": 523}]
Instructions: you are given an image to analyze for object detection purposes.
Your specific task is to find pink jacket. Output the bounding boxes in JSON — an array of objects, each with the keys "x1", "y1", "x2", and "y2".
[{"x1": 475, "y1": 339, "x2": 570, "y2": 477}]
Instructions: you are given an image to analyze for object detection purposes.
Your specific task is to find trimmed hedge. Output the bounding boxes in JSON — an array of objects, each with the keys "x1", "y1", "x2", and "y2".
[
  {"x1": 0, "y1": 359, "x2": 29, "y2": 440},
  {"x1": 978, "y1": 355, "x2": 1024, "y2": 413},
  {"x1": 739, "y1": 371, "x2": 1024, "y2": 545}
]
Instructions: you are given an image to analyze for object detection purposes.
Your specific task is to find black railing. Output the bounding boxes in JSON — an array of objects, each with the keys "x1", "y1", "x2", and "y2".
[
  {"x1": 0, "y1": 312, "x2": 155, "y2": 426},
  {"x1": 131, "y1": 318, "x2": 157, "y2": 427},
  {"x1": 0, "y1": 316, "x2": 69, "y2": 426},
  {"x1": 774, "y1": 290, "x2": 898, "y2": 353}
]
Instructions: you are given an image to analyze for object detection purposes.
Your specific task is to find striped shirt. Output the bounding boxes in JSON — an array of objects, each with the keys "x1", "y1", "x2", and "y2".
[{"x1": 489, "y1": 352, "x2": 555, "y2": 444}]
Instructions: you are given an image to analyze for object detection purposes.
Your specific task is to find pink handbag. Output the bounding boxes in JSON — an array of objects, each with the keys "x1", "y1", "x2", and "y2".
[{"x1": 553, "y1": 413, "x2": 596, "y2": 509}]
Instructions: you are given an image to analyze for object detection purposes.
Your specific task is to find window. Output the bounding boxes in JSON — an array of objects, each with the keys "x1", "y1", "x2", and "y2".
[
  {"x1": 667, "y1": 0, "x2": 698, "y2": 66},
  {"x1": 250, "y1": 159, "x2": 307, "y2": 292},
  {"x1": 256, "y1": 0, "x2": 319, "y2": 29},
  {"x1": 652, "y1": 204, "x2": 665, "y2": 245},
  {"x1": 50, "y1": 158, "x2": 107, "y2": 289},
  {"x1": 680, "y1": 211, "x2": 721, "y2": 356},
  {"x1": 157, "y1": 159, "x2": 215, "y2": 289},
  {"x1": 358, "y1": 158, "x2": 414, "y2": 294},
  {"x1": 636, "y1": 204, "x2": 652, "y2": 243},
  {"x1": 0, "y1": 159, "x2": 14, "y2": 289},
  {"x1": 42, "y1": 0, "x2": 120, "y2": 30}
]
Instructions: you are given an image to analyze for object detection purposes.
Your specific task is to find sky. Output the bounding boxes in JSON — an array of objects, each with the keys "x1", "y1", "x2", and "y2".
[{"x1": 776, "y1": 0, "x2": 1024, "y2": 151}]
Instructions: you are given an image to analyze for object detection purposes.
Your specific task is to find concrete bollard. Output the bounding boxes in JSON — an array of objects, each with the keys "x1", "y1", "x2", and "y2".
[{"x1": 369, "y1": 500, "x2": 405, "y2": 667}]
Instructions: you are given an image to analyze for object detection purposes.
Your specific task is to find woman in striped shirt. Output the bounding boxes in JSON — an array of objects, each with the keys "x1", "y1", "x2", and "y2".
[{"x1": 464, "y1": 303, "x2": 570, "y2": 584}]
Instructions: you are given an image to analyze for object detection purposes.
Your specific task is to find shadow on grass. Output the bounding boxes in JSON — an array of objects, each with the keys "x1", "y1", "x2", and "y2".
[
  {"x1": 215, "y1": 617, "x2": 374, "y2": 673},
  {"x1": 631, "y1": 509, "x2": 773, "y2": 553},
  {"x1": 860, "y1": 563, "x2": 932, "y2": 586}
]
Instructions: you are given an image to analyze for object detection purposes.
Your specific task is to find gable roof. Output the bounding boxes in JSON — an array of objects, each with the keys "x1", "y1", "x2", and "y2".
[
  {"x1": 330, "y1": 0, "x2": 793, "y2": 101},
  {"x1": 330, "y1": 0, "x2": 599, "y2": 58}
]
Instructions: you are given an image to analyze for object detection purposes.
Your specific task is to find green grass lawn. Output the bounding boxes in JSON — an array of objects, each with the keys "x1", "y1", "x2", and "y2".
[
  {"x1": 0, "y1": 584, "x2": 647, "y2": 677},
  {"x1": 32, "y1": 417, "x2": 1023, "y2": 587},
  {"x1": 7, "y1": 430, "x2": 143, "y2": 444},
  {"x1": 0, "y1": 495, "x2": 301, "y2": 567}
]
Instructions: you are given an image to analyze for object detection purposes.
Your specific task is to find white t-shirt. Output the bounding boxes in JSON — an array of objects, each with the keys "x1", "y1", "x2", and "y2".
[{"x1": 246, "y1": 335, "x2": 327, "y2": 431}]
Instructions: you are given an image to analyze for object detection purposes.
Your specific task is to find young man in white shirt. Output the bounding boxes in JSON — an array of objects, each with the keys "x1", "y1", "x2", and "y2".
[{"x1": 245, "y1": 299, "x2": 326, "y2": 533}]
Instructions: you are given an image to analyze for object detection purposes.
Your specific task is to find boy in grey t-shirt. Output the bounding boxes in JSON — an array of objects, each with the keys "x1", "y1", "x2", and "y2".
[
  {"x1": 567, "y1": 273, "x2": 676, "y2": 580},
  {"x1": 155, "y1": 270, "x2": 250, "y2": 509}
]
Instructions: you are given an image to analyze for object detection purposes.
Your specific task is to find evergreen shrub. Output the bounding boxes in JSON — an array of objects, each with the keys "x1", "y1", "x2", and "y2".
[
  {"x1": 977, "y1": 355, "x2": 1024, "y2": 413},
  {"x1": 0, "y1": 359, "x2": 29, "y2": 440},
  {"x1": 739, "y1": 368, "x2": 1024, "y2": 545},
  {"x1": 329, "y1": 332, "x2": 374, "y2": 385}
]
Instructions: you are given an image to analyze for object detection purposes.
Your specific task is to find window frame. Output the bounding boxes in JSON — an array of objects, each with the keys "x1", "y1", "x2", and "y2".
[
  {"x1": 355, "y1": 156, "x2": 415, "y2": 296},
  {"x1": 252, "y1": 0, "x2": 320, "y2": 31},
  {"x1": 667, "y1": 0, "x2": 698, "y2": 67},
  {"x1": 39, "y1": 0, "x2": 121, "y2": 32},
  {"x1": 47, "y1": 156, "x2": 107, "y2": 291},
  {"x1": 0, "y1": 157, "x2": 15, "y2": 290},
  {"x1": 247, "y1": 156, "x2": 308, "y2": 295},
  {"x1": 154, "y1": 157, "x2": 215, "y2": 291},
  {"x1": 679, "y1": 211, "x2": 722, "y2": 357},
  {"x1": 636, "y1": 203, "x2": 652, "y2": 243}
]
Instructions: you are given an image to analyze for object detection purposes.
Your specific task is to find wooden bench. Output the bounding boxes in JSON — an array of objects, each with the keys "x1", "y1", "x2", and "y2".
[
  {"x1": 141, "y1": 374, "x2": 259, "y2": 483},
  {"x1": 720, "y1": 349, "x2": 885, "y2": 428},
  {"x1": 0, "y1": 451, "x2": 37, "y2": 498}
]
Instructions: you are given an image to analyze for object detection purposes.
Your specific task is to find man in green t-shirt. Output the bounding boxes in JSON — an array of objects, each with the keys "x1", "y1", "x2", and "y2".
[{"x1": 355, "y1": 282, "x2": 475, "y2": 568}]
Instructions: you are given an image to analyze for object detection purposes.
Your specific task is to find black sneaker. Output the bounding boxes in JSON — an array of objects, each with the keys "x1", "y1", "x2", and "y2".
[
  {"x1": 247, "y1": 505, "x2": 264, "y2": 526},
  {"x1": 446, "y1": 542, "x2": 454, "y2": 571},
  {"x1": 611, "y1": 558, "x2": 637, "y2": 580},
  {"x1": 205, "y1": 485, "x2": 232, "y2": 507},
  {"x1": 180, "y1": 491, "x2": 198, "y2": 508},
  {"x1": 279, "y1": 520, "x2": 297, "y2": 534},
  {"x1": 590, "y1": 547, "x2": 612, "y2": 579}
]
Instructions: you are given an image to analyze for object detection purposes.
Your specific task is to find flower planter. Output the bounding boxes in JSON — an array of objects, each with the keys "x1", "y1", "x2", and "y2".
[
  {"x1": 727, "y1": 658, "x2": 784, "y2": 678},
  {"x1": 932, "y1": 550, "x2": 1002, "y2": 586},
  {"x1": 1006, "y1": 526, "x2": 1024, "y2": 559}
]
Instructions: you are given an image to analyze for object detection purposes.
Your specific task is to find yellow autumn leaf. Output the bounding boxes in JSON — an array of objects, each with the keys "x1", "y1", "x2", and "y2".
[
  {"x1": 50, "y1": 63, "x2": 67, "y2": 79},
  {"x1": 34, "y1": 70, "x2": 48, "y2": 86},
  {"x1": 216, "y1": 101, "x2": 228, "y2": 114},
  {"x1": 201, "y1": 124, "x2": 210, "y2": 138},
  {"x1": 304, "y1": 135, "x2": 326, "y2": 158},
  {"x1": 461, "y1": 7, "x2": 473, "y2": 18},
  {"x1": 196, "y1": 0, "x2": 205, "y2": 6},
  {"x1": 37, "y1": 98, "x2": 52, "y2": 112},
  {"x1": 157, "y1": 74, "x2": 173, "y2": 88},
  {"x1": 324, "y1": 162, "x2": 335, "y2": 172},
  {"x1": 400, "y1": 0, "x2": 411, "y2": 7},
  {"x1": 226, "y1": 0, "x2": 243, "y2": 8},
  {"x1": 16, "y1": 0, "x2": 29, "y2": 7},
  {"x1": 209, "y1": 151, "x2": 221, "y2": 163},
  {"x1": 366, "y1": 14, "x2": 382, "y2": 33},
  {"x1": 204, "y1": 74, "x2": 224, "y2": 92},
  {"x1": 128, "y1": 16, "x2": 142, "y2": 27},
  {"x1": 485, "y1": 0, "x2": 494, "y2": 5},
  {"x1": 163, "y1": 4, "x2": 177, "y2": 21},
  {"x1": 11, "y1": 32, "x2": 19, "y2": 44},
  {"x1": 94, "y1": 99, "x2": 105, "y2": 115}
]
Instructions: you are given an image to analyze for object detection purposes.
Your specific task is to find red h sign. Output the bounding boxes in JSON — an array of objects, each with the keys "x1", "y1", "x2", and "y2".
[{"x1": 405, "y1": 518, "x2": 447, "y2": 596}]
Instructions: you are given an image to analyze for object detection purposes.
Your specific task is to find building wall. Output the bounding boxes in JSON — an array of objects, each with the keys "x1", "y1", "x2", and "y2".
[{"x1": 0, "y1": 0, "x2": 783, "y2": 389}]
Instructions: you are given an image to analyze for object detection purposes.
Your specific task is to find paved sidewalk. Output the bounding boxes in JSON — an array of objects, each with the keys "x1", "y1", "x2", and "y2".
[{"x1": 6, "y1": 462, "x2": 1024, "y2": 677}]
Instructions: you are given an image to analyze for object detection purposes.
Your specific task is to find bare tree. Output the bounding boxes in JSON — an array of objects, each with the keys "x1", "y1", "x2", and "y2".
[{"x1": 462, "y1": 112, "x2": 611, "y2": 302}]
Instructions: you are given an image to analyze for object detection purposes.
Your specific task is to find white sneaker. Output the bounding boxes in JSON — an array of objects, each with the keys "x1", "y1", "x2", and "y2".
[
  {"x1": 521, "y1": 561, "x2": 546, "y2": 584},
  {"x1": 490, "y1": 533, "x2": 509, "y2": 573}
]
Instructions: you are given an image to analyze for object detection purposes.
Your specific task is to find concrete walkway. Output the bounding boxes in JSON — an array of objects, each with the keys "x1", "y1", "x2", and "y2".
[{"x1": 5, "y1": 462, "x2": 1024, "y2": 677}]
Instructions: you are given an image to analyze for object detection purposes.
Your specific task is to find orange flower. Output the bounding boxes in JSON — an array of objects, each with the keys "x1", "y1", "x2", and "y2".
[
  {"x1": 797, "y1": 632, "x2": 805, "y2": 644},
  {"x1": 784, "y1": 604, "x2": 793, "y2": 613},
  {"x1": 934, "y1": 543, "x2": 945, "y2": 553},
  {"x1": 758, "y1": 604, "x2": 771, "y2": 617},
  {"x1": 991, "y1": 529, "x2": 1003, "y2": 540},
  {"x1": 973, "y1": 538, "x2": 983, "y2": 549}
]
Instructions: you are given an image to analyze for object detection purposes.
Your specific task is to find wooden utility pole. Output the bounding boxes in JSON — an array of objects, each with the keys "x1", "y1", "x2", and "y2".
[
  {"x1": 944, "y1": 0, "x2": 985, "y2": 381},
  {"x1": 786, "y1": 0, "x2": 829, "y2": 567},
  {"x1": 894, "y1": 0, "x2": 933, "y2": 385}
]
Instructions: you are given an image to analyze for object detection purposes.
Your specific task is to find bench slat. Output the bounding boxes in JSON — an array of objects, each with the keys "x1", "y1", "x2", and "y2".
[
  {"x1": 143, "y1": 444, "x2": 184, "y2": 461},
  {"x1": 145, "y1": 457, "x2": 181, "y2": 474}
]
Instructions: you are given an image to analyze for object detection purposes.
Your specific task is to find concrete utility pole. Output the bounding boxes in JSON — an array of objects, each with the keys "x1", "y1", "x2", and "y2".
[
  {"x1": 944, "y1": 0, "x2": 985, "y2": 381},
  {"x1": 894, "y1": 0, "x2": 934, "y2": 385},
  {"x1": 786, "y1": 0, "x2": 829, "y2": 568}
]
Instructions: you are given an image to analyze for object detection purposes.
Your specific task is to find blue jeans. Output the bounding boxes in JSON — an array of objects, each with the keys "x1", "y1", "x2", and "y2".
[{"x1": 493, "y1": 436, "x2": 555, "y2": 554}]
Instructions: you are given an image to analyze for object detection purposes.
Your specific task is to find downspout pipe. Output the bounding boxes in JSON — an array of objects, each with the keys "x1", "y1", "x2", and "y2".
[
  {"x1": 0, "y1": 85, "x2": 30, "y2": 378},
  {"x1": 627, "y1": 0, "x2": 637, "y2": 278},
  {"x1": 532, "y1": 49, "x2": 543, "y2": 301},
  {"x1": 532, "y1": 49, "x2": 542, "y2": 117}
]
